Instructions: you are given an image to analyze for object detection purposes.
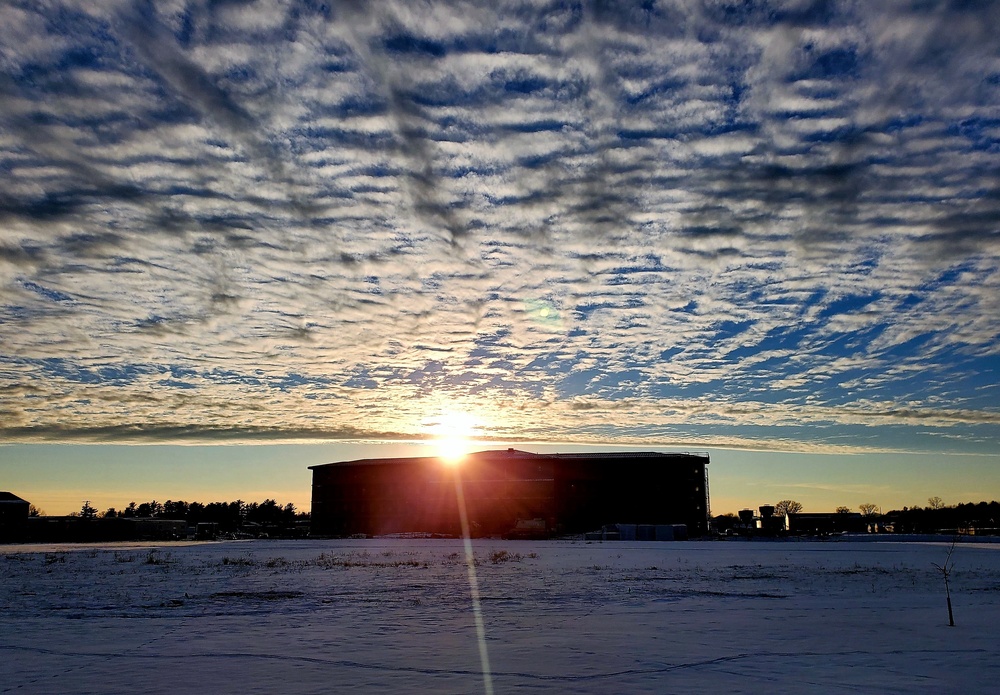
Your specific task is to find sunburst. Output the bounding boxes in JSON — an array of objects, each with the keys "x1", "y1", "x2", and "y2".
[{"x1": 426, "y1": 411, "x2": 480, "y2": 464}]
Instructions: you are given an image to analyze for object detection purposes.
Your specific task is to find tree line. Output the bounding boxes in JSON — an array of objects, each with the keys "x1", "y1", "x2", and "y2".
[
  {"x1": 78, "y1": 499, "x2": 309, "y2": 533},
  {"x1": 883, "y1": 500, "x2": 999, "y2": 534},
  {"x1": 712, "y1": 497, "x2": 999, "y2": 535}
]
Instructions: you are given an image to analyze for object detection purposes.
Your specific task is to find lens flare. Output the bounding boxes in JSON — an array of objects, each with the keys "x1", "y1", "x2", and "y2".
[
  {"x1": 423, "y1": 410, "x2": 493, "y2": 691},
  {"x1": 453, "y1": 470, "x2": 494, "y2": 694},
  {"x1": 426, "y1": 411, "x2": 480, "y2": 464},
  {"x1": 524, "y1": 297, "x2": 562, "y2": 329}
]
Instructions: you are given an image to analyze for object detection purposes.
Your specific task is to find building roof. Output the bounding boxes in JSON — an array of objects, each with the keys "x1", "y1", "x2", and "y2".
[
  {"x1": 544, "y1": 451, "x2": 709, "y2": 461},
  {"x1": 309, "y1": 448, "x2": 709, "y2": 470},
  {"x1": 0, "y1": 491, "x2": 29, "y2": 504}
]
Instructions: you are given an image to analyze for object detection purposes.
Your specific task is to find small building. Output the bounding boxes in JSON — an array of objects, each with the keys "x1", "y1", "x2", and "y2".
[
  {"x1": 787, "y1": 512, "x2": 867, "y2": 536},
  {"x1": 24, "y1": 516, "x2": 186, "y2": 543},
  {"x1": 196, "y1": 522, "x2": 219, "y2": 540},
  {"x1": 727, "y1": 506, "x2": 785, "y2": 536},
  {"x1": 0, "y1": 492, "x2": 31, "y2": 542},
  {"x1": 757, "y1": 505, "x2": 785, "y2": 534},
  {"x1": 310, "y1": 449, "x2": 710, "y2": 538},
  {"x1": 590, "y1": 523, "x2": 688, "y2": 541}
]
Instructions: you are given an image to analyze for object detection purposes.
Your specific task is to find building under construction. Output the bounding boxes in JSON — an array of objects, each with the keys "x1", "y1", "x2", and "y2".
[{"x1": 309, "y1": 449, "x2": 710, "y2": 538}]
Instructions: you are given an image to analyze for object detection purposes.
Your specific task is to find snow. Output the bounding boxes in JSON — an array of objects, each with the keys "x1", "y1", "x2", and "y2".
[{"x1": 3, "y1": 538, "x2": 1000, "y2": 694}]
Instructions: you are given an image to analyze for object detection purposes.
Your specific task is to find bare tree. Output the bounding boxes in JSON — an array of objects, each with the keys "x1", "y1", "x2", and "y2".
[
  {"x1": 836, "y1": 506, "x2": 851, "y2": 514},
  {"x1": 27, "y1": 504, "x2": 44, "y2": 517},
  {"x1": 932, "y1": 537, "x2": 958, "y2": 626},
  {"x1": 859, "y1": 503, "x2": 879, "y2": 518},
  {"x1": 774, "y1": 500, "x2": 803, "y2": 516},
  {"x1": 928, "y1": 496, "x2": 945, "y2": 510}
]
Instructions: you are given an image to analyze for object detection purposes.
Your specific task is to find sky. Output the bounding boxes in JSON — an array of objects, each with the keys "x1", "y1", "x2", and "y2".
[{"x1": 1, "y1": 0, "x2": 999, "y2": 517}]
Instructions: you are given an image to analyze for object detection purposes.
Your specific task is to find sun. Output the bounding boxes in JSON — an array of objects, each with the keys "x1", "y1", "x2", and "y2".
[
  {"x1": 437, "y1": 436, "x2": 470, "y2": 465},
  {"x1": 427, "y1": 411, "x2": 480, "y2": 465}
]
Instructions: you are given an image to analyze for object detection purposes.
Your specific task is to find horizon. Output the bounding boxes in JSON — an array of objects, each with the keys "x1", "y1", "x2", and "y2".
[
  {"x1": 2, "y1": 3, "x2": 999, "y2": 511},
  {"x1": 7, "y1": 441, "x2": 999, "y2": 519}
]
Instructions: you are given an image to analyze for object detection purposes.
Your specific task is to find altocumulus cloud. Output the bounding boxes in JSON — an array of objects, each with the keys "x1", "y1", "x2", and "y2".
[{"x1": 0, "y1": 0, "x2": 998, "y2": 454}]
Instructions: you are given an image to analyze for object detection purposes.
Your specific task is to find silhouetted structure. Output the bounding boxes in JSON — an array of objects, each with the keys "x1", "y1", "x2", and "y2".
[
  {"x1": 758, "y1": 505, "x2": 784, "y2": 534},
  {"x1": 24, "y1": 517, "x2": 186, "y2": 542},
  {"x1": 727, "y1": 506, "x2": 786, "y2": 536},
  {"x1": 309, "y1": 449, "x2": 710, "y2": 538},
  {"x1": 0, "y1": 492, "x2": 30, "y2": 542},
  {"x1": 787, "y1": 512, "x2": 866, "y2": 536}
]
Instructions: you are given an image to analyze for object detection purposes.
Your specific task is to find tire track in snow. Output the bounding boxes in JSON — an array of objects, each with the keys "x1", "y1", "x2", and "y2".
[{"x1": 0, "y1": 644, "x2": 992, "y2": 685}]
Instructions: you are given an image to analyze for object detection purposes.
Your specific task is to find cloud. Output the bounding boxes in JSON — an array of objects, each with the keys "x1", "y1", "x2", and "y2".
[{"x1": 0, "y1": 0, "x2": 998, "y2": 454}]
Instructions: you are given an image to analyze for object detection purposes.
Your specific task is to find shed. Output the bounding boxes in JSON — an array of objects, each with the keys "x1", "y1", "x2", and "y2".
[{"x1": 0, "y1": 492, "x2": 31, "y2": 542}]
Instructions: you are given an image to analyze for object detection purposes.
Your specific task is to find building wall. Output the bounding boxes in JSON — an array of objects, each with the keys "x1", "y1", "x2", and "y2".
[
  {"x1": 310, "y1": 450, "x2": 709, "y2": 537},
  {"x1": 0, "y1": 493, "x2": 30, "y2": 542}
]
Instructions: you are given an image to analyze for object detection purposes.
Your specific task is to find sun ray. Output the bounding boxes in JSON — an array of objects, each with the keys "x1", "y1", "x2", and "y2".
[{"x1": 426, "y1": 411, "x2": 481, "y2": 464}]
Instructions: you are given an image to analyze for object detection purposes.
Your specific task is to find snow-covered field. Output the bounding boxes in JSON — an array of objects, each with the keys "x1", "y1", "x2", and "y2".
[{"x1": 3, "y1": 538, "x2": 1000, "y2": 694}]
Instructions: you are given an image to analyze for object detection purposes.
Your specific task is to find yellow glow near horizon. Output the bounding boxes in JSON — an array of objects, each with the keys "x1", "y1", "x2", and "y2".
[
  {"x1": 438, "y1": 438, "x2": 470, "y2": 464},
  {"x1": 427, "y1": 411, "x2": 481, "y2": 465}
]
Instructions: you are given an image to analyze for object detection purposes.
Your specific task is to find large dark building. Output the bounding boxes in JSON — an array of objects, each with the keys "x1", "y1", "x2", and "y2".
[{"x1": 309, "y1": 449, "x2": 710, "y2": 538}]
